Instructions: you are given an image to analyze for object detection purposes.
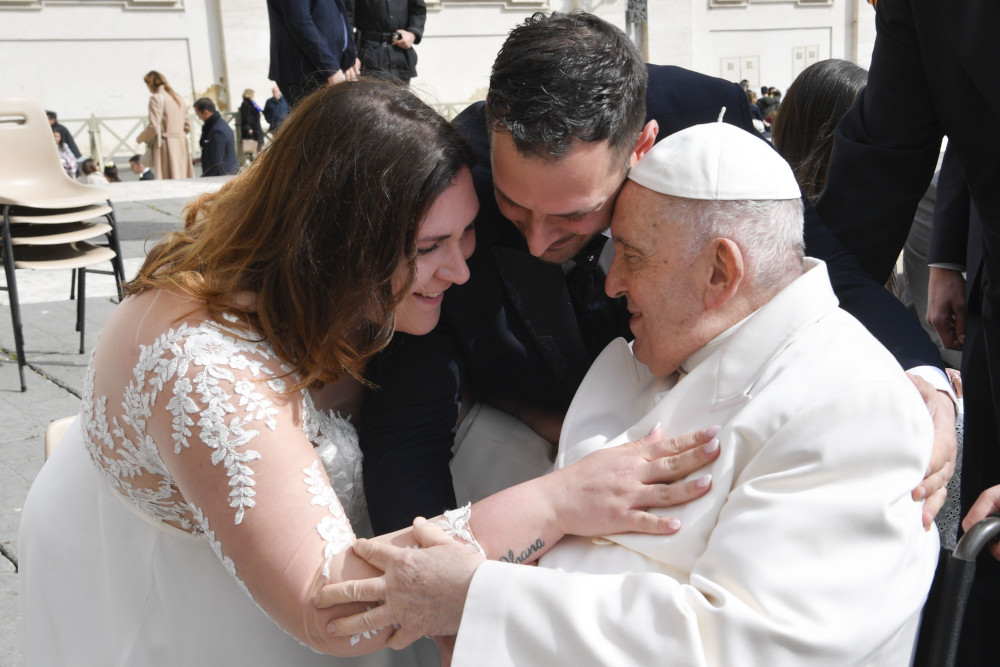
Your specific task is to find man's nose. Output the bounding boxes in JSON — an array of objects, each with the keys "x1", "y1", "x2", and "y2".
[{"x1": 523, "y1": 214, "x2": 560, "y2": 258}]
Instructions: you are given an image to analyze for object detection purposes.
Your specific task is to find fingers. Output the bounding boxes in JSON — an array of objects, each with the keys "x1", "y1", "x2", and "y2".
[
  {"x1": 326, "y1": 604, "x2": 396, "y2": 637},
  {"x1": 386, "y1": 626, "x2": 422, "y2": 651},
  {"x1": 412, "y1": 518, "x2": 457, "y2": 549},
  {"x1": 638, "y1": 423, "x2": 720, "y2": 460},
  {"x1": 314, "y1": 576, "x2": 386, "y2": 608},
  {"x1": 644, "y1": 435, "x2": 721, "y2": 483},
  {"x1": 625, "y1": 474, "x2": 714, "y2": 534},
  {"x1": 953, "y1": 309, "x2": 967, "y2": 349},
  {"x1": 962, "y1": 485, "x2": 1000, "y2": 533},
  {"x1": 920, "y1": 486, "x2": 947, "y2": 531},
  {"x1": 946, "y1": 369, "x2": 963, "y2": 399}
]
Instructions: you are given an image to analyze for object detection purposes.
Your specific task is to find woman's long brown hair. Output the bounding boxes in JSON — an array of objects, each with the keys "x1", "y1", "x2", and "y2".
[{"x1": 125, "y1": 80, "x2": 473, "y2": 391}]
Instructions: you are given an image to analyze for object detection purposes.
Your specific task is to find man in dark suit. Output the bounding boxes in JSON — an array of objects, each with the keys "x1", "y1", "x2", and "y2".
[
  {"x1": 128, "y1": 154, "x2": 154, "y2": 181},
  {"x1": 194, "y1": 98, "x2": 238, "y2": 177},
  {"x1": 266, "y1": 0, "x2": 359, "y2": 108},
  {"x1": 361, "y1": 11, "x2": 956, "y2": 537},
  {"x1": 814, "y1": 0, "x2": 999, "y2": 661}
]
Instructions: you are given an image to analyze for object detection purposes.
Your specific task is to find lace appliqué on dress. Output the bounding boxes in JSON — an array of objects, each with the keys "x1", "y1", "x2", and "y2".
[
  {"x1": 303, "y1": 461, "x2": 355, "y2": 577},
  {"x1": 82, "y1": 319, "x2": 368, "y2": 540}
]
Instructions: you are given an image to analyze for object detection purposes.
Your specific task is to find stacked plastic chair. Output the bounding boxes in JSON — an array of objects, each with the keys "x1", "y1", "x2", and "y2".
[{"x1": 0, "y1": 98, "x2": 125, "y2": 391}]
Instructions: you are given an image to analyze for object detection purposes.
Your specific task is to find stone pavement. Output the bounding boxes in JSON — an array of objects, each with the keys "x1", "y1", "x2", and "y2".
[{"x1": 0, "y1": 176, "x2": 230, "y2": 665}]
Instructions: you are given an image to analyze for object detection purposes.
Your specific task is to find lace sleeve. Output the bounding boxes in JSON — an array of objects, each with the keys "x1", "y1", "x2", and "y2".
[{"x1": 144, "y1": 324, "x2": 393, "y2": 656}]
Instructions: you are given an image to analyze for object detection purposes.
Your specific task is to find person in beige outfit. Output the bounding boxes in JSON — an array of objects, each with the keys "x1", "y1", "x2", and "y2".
[{"x1": 136, "y1": 70, "x2": 194, "y2": 180}]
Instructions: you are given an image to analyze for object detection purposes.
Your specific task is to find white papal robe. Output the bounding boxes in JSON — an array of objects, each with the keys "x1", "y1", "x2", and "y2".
[{"x1": 452, "y1": 259, "x2": 940, "y2": 666}]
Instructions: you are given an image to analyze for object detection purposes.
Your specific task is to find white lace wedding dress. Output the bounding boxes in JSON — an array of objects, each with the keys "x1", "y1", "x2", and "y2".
[{"x1": 19, "y1": 290, "x2": 437, "y2": 666}]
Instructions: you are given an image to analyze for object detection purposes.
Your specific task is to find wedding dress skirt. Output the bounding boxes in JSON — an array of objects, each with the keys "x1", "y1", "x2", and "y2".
[{"x1": 20, "y1": 417, "x2": 436, "y2": 666}]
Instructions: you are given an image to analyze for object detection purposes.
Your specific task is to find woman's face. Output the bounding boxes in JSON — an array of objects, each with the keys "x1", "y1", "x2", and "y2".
[
  {"x1": 393, "y1": 166, "x2": 479, "y2": 336},
  {"x1": 52, "y1": 130, "x2": 61, "y2": 145}
]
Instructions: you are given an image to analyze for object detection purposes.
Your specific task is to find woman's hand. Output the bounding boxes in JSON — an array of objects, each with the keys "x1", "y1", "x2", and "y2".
[
  {"x1": 545, "y1": 424, "x2": 721, "y2": 538},
  {"x1": 316, "y1": 519, "x2": 483, "y2": 649}
]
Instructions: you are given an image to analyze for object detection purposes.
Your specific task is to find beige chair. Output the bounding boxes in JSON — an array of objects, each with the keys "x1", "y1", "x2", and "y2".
[
  {"x1": 44, "y1": 415, "x2": 75, "y2": 461},
  {"x1": 0, "y1": 98, "x2": 125, "y2": 391}
]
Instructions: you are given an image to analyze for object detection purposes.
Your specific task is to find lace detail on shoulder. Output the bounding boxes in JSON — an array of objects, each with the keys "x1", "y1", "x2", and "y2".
[{"x1": 83, "y1": 320, "x2": 287, "y2": 532}]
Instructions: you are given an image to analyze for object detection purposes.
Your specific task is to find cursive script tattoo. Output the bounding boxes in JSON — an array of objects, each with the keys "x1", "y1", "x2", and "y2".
[{"x1": 498, "y1": 538, "x2": 545, "y2": 564}]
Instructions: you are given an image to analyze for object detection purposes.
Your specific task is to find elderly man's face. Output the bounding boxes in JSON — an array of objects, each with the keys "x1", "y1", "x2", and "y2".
[
  {"x1": 606, "y1": 182, "x2": 707, "y2": 377},
  {"x1": 491, "y1": 132, "x2": 625, "y2": 264}
]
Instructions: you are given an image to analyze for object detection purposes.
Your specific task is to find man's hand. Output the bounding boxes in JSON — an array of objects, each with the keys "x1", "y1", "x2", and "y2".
[
  {"x1": 327, "y1": 70, "x2": 348, "y2": 86},
  {"x1": 347, "y1": 58, "x2": 361, "y2": 81},
  {"x1": 316, "y1": 519, "x2": 484, "y2": 648},
  {"x1": 962, "y1": 485, "x2": 1000, "y2": 561},
  {"x1": 926, "y1": 266, "x2": 966, "y2": 350},
  {"x1": 393, "y1": 29, "x2": 416, "y2": 49},
  {"x1": 908, "y1": 374, "x2": 957, "y2": 529}
]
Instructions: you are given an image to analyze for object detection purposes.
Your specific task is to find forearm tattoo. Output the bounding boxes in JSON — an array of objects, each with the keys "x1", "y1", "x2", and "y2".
[{"x1": 498, "y1": 537, "x2": 545, "y2": 564}]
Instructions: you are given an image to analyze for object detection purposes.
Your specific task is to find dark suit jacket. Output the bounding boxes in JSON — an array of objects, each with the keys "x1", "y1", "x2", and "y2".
[
  {"x1": 199, "y1": 112, "x2": 238, "y2": 177},
  {"x1": 266, "y1": 0, "x2": 356, "y2": 105},
  {"x1": 816, "y1": 0, "x2": 998, "y2": 289},
  {"x1": 139, "y1": 168, "x2": 154, "y2": 181},
  {"x1": 927, "y1": 143, "x2": 983, "y2": 304},
  {"x1": 361, "y1": 63, "x2": 944, "y2": 533}
]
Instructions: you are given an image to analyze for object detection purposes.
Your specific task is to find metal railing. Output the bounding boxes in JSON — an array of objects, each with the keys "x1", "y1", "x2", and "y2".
[{"x1": 62, "y1": 101, "x2": 468, "y2": 166}]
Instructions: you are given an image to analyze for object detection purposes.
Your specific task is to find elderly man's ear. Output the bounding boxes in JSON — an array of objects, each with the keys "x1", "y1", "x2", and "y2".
[{"x1": 702, "y1": 238, "x2": 744, "y2": 310}]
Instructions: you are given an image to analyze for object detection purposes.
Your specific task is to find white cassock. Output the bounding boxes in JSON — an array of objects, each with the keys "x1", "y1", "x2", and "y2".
[{"x1": 452, "y1": 259, "x2": 940, "y2": 666}]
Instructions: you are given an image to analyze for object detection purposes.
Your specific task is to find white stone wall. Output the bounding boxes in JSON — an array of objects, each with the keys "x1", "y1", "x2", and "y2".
[
  {"x1": 0, "y1": 0, "x2": 874, "y2": 157},
  {"x1": 647, "y1": 0, "x2": 875, "y2": 94}
]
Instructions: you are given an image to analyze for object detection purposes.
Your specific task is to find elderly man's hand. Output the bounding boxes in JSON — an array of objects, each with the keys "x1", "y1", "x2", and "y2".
[
  {"x1": 316, "y1": 519, "x2": 484, "y2": 648},
  {"x1": 908, "y1": 373, "x2": 957, "y2": 529},
  {"x1": 962, "y1": 485, "x2": 1000, "y2": 561}
]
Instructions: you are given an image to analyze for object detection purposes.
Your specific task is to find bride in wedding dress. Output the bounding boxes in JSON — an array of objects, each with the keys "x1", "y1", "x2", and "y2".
[{"x1": 19, "y1": 80, "x2": 717, "y2": 666}]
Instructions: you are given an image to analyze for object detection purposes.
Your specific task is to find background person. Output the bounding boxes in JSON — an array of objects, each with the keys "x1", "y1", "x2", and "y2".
[
  {"x1": 46, "y1": 110, "x2": 81, "y2": 163},
  {"x1": 239, "y1": 88, "x2": 265, "y2": 153},
  {"x1": 76, "y1": 157, "x2": 108, "y2": 186},
  {"x1": 348, "y1": 0, "x2": 425, "y2": 85},
  {"x1": 195, "y1": 97, "x2": 238, "y2": 177},
  {"x1": 812, "y1": 1, "x2": 999, "y2": 659},
  {"x1": 52, "y1": 128, "x2": 76, "y2": 179},
  {"x1": 263, "y1": 86, "x2": 289, "y2": 133},
  {"x1": 129, "y1": 154, "x2": 154, "y2": 180},
  {"x1": 266, "y1": 0, "x2": 360, "y2": 107},
  {"x1": 135, "y1": 70, "x2": 194, "y2": 180},
  {"x1": 104, "y1": 161, "x2": 121, "y2": 182}
]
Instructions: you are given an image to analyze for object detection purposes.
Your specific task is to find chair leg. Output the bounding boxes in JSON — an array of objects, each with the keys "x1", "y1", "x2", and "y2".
[
  {"x1": 105, "y1": 202, "x2": 126, "y2": 301},
  {"x1": 70, "y1": 268, "x2": 76, "y2": 300},
  {"x1": 2, "y1": 207, "x2": 27, "y2": 391},
  {"x1": 77, "y1": 266, "x2": 86, "y2": 354}
]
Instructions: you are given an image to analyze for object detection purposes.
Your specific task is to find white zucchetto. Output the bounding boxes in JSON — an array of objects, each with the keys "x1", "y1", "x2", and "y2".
[{"x1": 628, "y1": 120, "x2": 802, "y2": 201}]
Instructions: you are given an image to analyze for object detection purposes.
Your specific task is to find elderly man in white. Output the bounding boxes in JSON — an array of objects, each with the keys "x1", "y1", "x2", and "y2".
[{"x1": 319, "y1": 121, "x2": 941, "y2": 665}]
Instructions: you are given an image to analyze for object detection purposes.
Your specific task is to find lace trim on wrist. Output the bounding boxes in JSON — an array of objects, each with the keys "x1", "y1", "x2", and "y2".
[{"x1": 434, "y1": 503, "x2": 486, "y2": 556}]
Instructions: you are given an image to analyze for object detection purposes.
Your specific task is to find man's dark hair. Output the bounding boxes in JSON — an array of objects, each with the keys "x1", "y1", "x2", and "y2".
[
  {"x1": 194, "y1": 97, "x2": 217, "y2": 114},
  {"x1": 46, "y1": 110, "x2": 57, "y2": 121},
  {"x1": 485, "y1": 11, "x2": 648, "y2": 170},
  {"x1": 129, "y1": 154, "x2": 142, "y2": 166}
]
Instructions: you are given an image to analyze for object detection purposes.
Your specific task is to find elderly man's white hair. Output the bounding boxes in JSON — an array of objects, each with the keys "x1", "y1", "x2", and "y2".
[
  {"x1": 629, "y1": 119, "x2": 805, "y2": 293},
  {"x1": 663, "y1": 196, "x2": 805, "y2": 293}
]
